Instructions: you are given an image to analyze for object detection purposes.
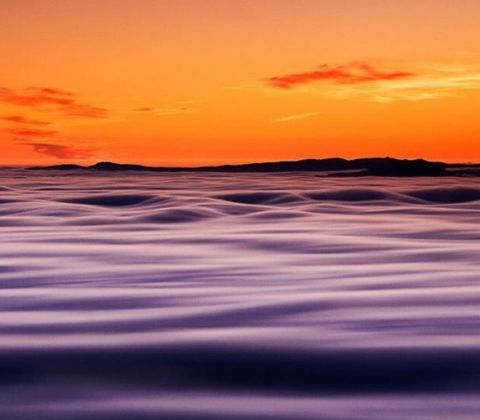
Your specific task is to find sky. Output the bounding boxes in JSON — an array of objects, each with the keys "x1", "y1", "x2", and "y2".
[{"x1": 1, "y1": 0, "x2": 480, "y2": 166}]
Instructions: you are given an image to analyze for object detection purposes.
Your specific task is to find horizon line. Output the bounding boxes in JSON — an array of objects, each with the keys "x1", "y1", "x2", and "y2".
[{"x1": 4, "y1": 155, "x2": 480, "y2": 169}]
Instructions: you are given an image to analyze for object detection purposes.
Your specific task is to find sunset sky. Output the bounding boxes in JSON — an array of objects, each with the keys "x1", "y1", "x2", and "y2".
[{"x1": 1, "y1": 0, "x2": 480, "y2": 166}]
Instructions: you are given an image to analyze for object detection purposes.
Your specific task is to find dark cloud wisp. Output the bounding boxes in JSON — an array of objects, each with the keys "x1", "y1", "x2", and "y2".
[
  {"x1": 266, "y1": 62, "x2": 414, "y2": 89},
  {"x1": 2, "y1": 115, "x2": 51, "y2": 125},
  {"x1": 7, "y1": 128, "x2": 58, "y2": 138},
  {"x1": 21, "y1": 142, "x2": 93, "y2": 159},
  {"x1": 0, "y1": 86, "x2": 109, "y2": 118}
]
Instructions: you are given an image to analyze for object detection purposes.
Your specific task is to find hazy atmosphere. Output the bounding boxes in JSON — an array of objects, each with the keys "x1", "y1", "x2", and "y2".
[
  {"x1": 1, "y1": 2, "x2": 480, "y2": 419},
  {"x1": 2, "y1": 0, "x2": 480, "y2": 165}
]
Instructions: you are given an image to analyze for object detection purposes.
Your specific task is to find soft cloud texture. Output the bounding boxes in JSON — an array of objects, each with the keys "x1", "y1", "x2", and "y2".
[
  {"x1": 2, "y1": 115, "x2": 51, "y2": 125},
  {"x1": 0, "y1": 87, "x2": 107, "y2": 160},
  {"x1": 21, "y1": 142, "x2": 93, "y2": 159},
  {"x1": 0, "y1": 87, "x2": 109, "y2": 118},
  {"x1": 7, "y1": 128, "x2": 58, "y2": 138},
  {"x1": 265, "y1": 61, "x2": 480, "y2": 102},
  {"x1": 273, "y1": 112, "x2": 320, "y2": 123},
  {"x1": 134, "y1": 101, "x2": 200, "y2": 116},
  {"x1": 134, "y1": 107, "x2": 156, "y2": 112},
  {"x1": 266, "y1": 62, "x2": 414, "y2": 89}
]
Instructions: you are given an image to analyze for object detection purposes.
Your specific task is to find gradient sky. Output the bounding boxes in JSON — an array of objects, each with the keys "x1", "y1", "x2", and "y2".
[{"x1": 1, "y1": 0, "x2": 480, "y2": 165}]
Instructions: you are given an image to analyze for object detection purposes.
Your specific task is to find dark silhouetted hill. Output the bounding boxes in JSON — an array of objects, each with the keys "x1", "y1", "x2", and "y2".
[
  {"x1": 29, "y1": 157, "x2": 480, "y2": 177},
  {"x1": 329, "y1": 158, "x2": 447, "y2": 177},
  {"x1": 28, "y1": 164, "x2": 85, "y2": 170},
  {"x1": 90, "y1": 162, "x2": 156, "y2": 171}
]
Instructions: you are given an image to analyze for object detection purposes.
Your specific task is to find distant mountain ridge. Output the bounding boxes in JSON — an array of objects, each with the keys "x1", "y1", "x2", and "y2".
[{"x1": 29, "y1": 157, "x2": 480, "y2": 177}]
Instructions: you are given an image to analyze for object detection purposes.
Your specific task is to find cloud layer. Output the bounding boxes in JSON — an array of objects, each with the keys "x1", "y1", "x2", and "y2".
[
  {"x1": 273, "y1": 112, "x2": 320, "y2": 123},
  {"x1": 0, "y1": 86, "x2": 106, "y2": 159},
  {"x1": 7, "y1": 127, "x2": 58, "y2": 138},
  {"x1": 265, "y1": 61, "x2": 480, "y2": 102},
  {"x1": 266, "y1": 62, "x2": 414, "y2": 89},
  {"x1": 0, "y1": 86, "x2": 108, "y2": 118},
  {"x1": 2, "y1": 115, "x2": 51, "y2": 125},
  {"x1": 20, "y1": 142, "x2": 93, "y2": 159},
  {"x1": 134, "y1": 102, "x2": 198, "y2": 116}
]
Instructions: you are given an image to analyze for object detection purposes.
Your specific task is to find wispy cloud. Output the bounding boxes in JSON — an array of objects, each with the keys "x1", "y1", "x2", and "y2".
[
  {"x1": 134, "y1": 101, "x2": 199, "y2": 116},
  {"x1": 134, "y1": 107, "x2": 156, "y2": 112},
  {"x1": 273, "y1": 112, "x2": 320, "y2": 123},
  {"x1": 266, "y1": 62, "x2": 413, "y2": 89},
  {"x1": 264, "y1": 61, "x2": 480, "y2": 102},
  {"x1": 0, "y1": 86, "x2": 109, "y2": 118},
  {"x1": 155, "y1": 107, "x2": 196, "y2": 116},
  {"x1": 20, "y1": 142, "x2": 93, "y2": 159},
  {"x1": 1, "y1": 115, "x2": 51, "y2": 125},
  {"x1": 363, "y1": 69, "x2": 480, "y2": 102},
  {"x1": 0, "y1": 86, "x2": 108, "y2": 160},
  {"x1": 7, "y1": 127, "x2": 58, "y2": 138}
]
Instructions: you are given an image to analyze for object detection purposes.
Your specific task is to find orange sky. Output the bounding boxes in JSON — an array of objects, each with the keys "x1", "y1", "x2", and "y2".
[{"x1": 1, "y1": 0, "x2": 480, "y2": 166}]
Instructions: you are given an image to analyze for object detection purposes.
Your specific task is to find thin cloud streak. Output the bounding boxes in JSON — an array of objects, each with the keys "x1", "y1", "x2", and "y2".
[
  {"x1": 266, "y1": 62, "x2": 414, "y2": 89},
  {"x1": 134, "y1": 107, "x2": 156, "y2": 112},
  {"x1": 6, "y1": 128, "x2": 58, "y2": 138},
  {"x1": 265, "y1": 61, "x2": 480, "y2": 102},
  {"x1": 0, "y1": 87, "x2": 109, "y2": 118},
  {"x1": 20, "y1": 142, "x2": 93, "y2": 159},
  {"x1": 273, "y1": 112, "x2": 320, "y2": 123},
  {"x1": 334, "y1": 70, "x2": 480, "y2": 102},
  {"x1": 2, "y1": 115, "x2": 51, "y2": 125},
  {"x1": 134, "y1": 105, "x2": 197, "y2": 116}
]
